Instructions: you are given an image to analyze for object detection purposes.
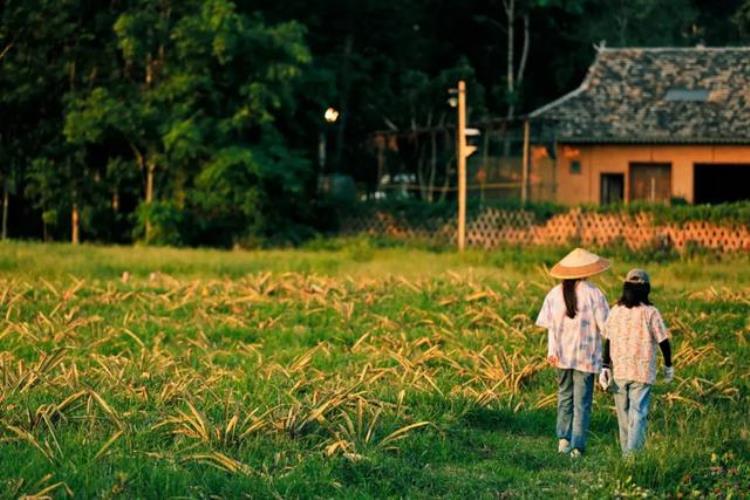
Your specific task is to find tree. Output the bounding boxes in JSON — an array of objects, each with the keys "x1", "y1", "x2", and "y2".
[{"x1": 65, "y1": 0, "x2": 311, "y2": 245}]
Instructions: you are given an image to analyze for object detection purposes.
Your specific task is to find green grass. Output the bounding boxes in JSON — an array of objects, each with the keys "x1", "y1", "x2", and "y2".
[{"x1": 0, "y1": 240, "x2": 747, "y2": 498}]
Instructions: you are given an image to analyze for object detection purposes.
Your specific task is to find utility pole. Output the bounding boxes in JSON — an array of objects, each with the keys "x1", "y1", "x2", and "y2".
[
  {"x1": 456, "y1": 80, "x2": 467, "y2": 252},
  {"x1": 450, "y1": 81, "x2": 478, "y2": 252},
  {"x1": 521, "y1": 119, "x2": 530, "y2": 205}
]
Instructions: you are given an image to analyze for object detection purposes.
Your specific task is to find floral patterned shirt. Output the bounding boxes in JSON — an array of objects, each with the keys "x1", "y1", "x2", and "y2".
[
  {"x1": 535, "y1": 281, "x2": 609, "y2": 374},
  {"x1": 603, "y1": 304, "x2": 669, "y2": 385}
]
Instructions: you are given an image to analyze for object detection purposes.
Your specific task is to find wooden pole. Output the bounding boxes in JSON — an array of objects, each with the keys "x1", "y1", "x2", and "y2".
[
  {"x1": 521, "y1": 119, "x2": 530, "y2": 205},
  {"x1": 457, "y1": 80, "x2": 467, "y2": 252}
]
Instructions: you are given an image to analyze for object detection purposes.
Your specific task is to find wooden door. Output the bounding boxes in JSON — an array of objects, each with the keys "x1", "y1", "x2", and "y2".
[{"x1": 629, "y1": 163, "x2": 671, "y2": 203}]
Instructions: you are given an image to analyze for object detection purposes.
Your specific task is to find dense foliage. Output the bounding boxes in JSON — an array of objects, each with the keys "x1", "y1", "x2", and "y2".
[{"x1": 2, "y1": 0, "x2": 749, "y2": 245}]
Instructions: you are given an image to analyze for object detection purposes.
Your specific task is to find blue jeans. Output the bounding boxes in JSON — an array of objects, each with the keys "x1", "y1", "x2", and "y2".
[
  {"x1": 556, "y1": 369, "x2": 594, "y2": 451},
  {"x1": 612, "y1": 379, "x2": 652, "y2": 454}
]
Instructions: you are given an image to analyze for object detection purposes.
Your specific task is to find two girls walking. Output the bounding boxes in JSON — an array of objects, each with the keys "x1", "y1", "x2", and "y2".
[{"x1": 536, "y1": 248, "x2": 674, "y2": 457}]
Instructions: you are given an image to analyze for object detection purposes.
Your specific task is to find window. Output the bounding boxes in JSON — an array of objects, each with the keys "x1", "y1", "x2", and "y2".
[
  {"x1": 569, "y1": 160, "x2": 581, "y2": 174},
  {"x1": 664, "y1": 88, "x2": 709, "y2": 102}
]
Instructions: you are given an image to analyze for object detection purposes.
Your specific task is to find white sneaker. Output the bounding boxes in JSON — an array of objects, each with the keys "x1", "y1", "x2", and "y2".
[
  {"x1": 558, "y1": 439, "x2": 572, "y2": 453},
  {"x1": 570, "y1": 448, "x2": 582, "y2": 459}
]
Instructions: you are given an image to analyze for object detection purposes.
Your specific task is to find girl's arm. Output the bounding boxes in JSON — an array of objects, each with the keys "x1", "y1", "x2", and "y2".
[
  {"x1": 602, "y1": 338, "x2": 612, "y2": 368},
  {"x1": 658, "y1": 339, "x2": 672, "y2": 367},
  {"x1": 650, "y1": 309, "x2": 671, "y2": 366}
]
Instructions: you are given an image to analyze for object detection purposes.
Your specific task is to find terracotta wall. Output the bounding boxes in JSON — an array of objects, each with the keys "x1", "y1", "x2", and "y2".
[{"x1": 542, "y1": 144, "x2": 750, "y2": 205}]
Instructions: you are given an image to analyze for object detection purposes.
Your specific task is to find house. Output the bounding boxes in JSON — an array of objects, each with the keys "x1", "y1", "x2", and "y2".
[{"x1": 529, "y1": 47, "x2": 750, "y2": 205}]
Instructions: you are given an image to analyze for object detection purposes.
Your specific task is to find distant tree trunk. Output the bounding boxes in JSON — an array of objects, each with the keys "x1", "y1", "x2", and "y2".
[
  {"x1": 428, "y1": 128, "x2": 438, "y2": 203},
  {"x1": 481, "y1": 126, "x2": 491, "y2": 206},
  {"x1": 502, "y1": 4, "x2": 531, "y2": 158},
  {"x1": 376, "y1": 137, "x2": 385, "y2": 195},
  {"x1": 112, "y1": 189, "x2": 119, "y2": 212},
  {"x1": 502, "y1": 0, "x2": 515, "y2": 158},
  {"x1": 145, "y1": 160, "x2": 155, "y2": 204},
  {"x1": 2, "y1": 178, "x2": 8, "y2": 240},
  {"x1": 71, "y1": 201, "x2": 80, "y2": 245},
  {"x1": 416, "y1": 113, "x2": 432, "y2": 201},
  {"x1": 504, "y1": 0, "x2": 515, "y2": 111},
  {"x1": 416, "y1": 140, "x2": 428, "y2": 201},
  {"x1": 145, "y1": 159, "x2": 156, "y2": 241},
  {"x1": 517, "y1": 14, "x2": 530, "y2": 91},
  {"x1": 439, "y1": 129, "x2": 453, "y2": 203}
]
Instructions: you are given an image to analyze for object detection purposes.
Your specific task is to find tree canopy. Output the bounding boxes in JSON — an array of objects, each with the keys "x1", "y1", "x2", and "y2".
[{"x1": 1, "y1": 0, "x2": 746, "y2": 245}]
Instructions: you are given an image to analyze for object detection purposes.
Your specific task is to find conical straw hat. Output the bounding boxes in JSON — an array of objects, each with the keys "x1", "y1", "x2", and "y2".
[{"x1": 549, "y1": 248, "x2": 611, "y2": 279}]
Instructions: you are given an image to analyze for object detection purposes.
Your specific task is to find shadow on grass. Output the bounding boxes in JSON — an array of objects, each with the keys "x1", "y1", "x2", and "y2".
[
  {"x1": 461, "y1": 406, "x2": 552, "y2": 437},
  {"x1": 460, "y1": 404, "x2": 617, "y2": 441}
]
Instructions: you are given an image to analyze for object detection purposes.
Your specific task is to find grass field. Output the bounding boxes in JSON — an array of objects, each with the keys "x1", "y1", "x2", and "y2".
[{"x1": 0, "y1": 240, "x2": 748, "y2": 498}]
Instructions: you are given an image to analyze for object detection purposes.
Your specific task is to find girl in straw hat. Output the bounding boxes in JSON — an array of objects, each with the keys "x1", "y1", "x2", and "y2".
[{"x1": 536, "y1": 248, "x2": 611, "y2": 458}]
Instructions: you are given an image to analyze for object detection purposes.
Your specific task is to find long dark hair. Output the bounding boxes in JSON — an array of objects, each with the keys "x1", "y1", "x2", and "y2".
[
  {"x1": 617, "y1": 282, "x2": 652, "y2": 308},
  {"x1": 562, "y1": 279, "x2": 579, "y2": 318}
]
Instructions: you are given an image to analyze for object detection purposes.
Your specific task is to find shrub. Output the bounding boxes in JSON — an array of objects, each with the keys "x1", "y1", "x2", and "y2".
[{"x1": 134, "y1": 200, "x2": 191, "y2": 246}]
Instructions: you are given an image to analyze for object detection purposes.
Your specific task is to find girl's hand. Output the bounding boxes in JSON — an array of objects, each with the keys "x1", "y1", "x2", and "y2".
[
  {"x1": 547, "y1": 355, "x2": 559, "y2": 367},
  {"x1": 598, "y1": 368, "x2": 612, "y2": 390},
  {"x1": 663, "y1": 365, "x2": 675, "y2": 383}
]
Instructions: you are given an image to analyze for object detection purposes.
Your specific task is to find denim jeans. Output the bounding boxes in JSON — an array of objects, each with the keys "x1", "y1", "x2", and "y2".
[
  {"x1": 556, "y1": 369, "x2": 594, "y2": 451},
  {"x1": 612, "y1": 379, "x2": 652, "y2": 454}
]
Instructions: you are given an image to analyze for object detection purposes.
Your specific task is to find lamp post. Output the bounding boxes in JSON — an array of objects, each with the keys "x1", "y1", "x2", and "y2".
[{"x1": 319, "y1": 106, "x2": 339, "y2": 171}]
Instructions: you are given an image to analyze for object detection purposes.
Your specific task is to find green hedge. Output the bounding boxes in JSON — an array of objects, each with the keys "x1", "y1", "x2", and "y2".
[
  {"x1": 343, "y1": 199, "x2": 750, "y2": 228},
  {"x1": 583, "y1": 201, "x2": 750, "y2": 228},
  {"x1": 341, "y1": 198, "x2": 566, "y2": 225}
]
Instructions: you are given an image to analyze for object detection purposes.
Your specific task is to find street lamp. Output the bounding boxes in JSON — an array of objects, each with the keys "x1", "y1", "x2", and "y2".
[{"x1": 324, "y1": 107, "x2": 340, "y2": 123}]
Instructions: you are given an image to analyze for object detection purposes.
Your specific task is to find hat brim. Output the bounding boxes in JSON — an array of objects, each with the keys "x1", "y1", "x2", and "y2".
[{"x1": 549, "y1": 258, "x2": 611, "y2": 280}]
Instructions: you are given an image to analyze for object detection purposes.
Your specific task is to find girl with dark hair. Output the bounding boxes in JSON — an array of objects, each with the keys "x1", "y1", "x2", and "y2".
[
  {"x1": 600, "y1": 268, "x2": 674, "y2": 456},
  {"x1": 536, "y1": 248, "x2": 611, "y2": 458}
]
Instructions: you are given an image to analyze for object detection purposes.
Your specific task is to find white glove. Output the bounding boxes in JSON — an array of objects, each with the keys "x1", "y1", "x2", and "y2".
[
  {"x1": 663, "y1": 366, "x2": 675, "y2": 384},
  {"x1": 598, "y1": 368, "x2": 612, "y2": 390}
]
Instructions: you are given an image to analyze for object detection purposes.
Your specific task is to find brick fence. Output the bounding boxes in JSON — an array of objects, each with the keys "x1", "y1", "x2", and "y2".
[{"x1": 341, "y1": 208, "x2": 750, "y2": 253}]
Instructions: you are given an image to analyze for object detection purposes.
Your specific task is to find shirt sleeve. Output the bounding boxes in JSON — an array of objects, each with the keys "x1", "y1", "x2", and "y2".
[
  {"x1": 649, "y1": 308, "x2": 669, "y2": 343},
  {"x1": 535, "y1": 293, "x2": 558, "y2": 358},
  {"x1": 535, "y1": 293, "x2": 553, "y2": 330},
  {"x1": 593, "y1": 289, "x2": 610, "y2": 334}
]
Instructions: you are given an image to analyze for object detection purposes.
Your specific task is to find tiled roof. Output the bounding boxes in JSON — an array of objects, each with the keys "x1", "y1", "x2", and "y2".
[{"x1": 529, "y1": 47, "x2": 750, "y2": 144}]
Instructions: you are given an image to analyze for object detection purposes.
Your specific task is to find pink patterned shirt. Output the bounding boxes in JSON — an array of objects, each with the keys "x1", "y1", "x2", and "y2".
[
  {"x1": 535, "y1": 281, "x2": 609, "y2": 374},
  {"x1": 603, "y1": 305, "x2": 669, "y2": 384}
]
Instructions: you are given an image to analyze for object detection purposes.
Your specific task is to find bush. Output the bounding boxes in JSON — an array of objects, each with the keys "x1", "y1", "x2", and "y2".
[
  {"x1": 585, "y1": 201, "x2": 750, "y2": 228},
  {"x1": 134, "y1": 201, "x2": 192, "y2": 246}
]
